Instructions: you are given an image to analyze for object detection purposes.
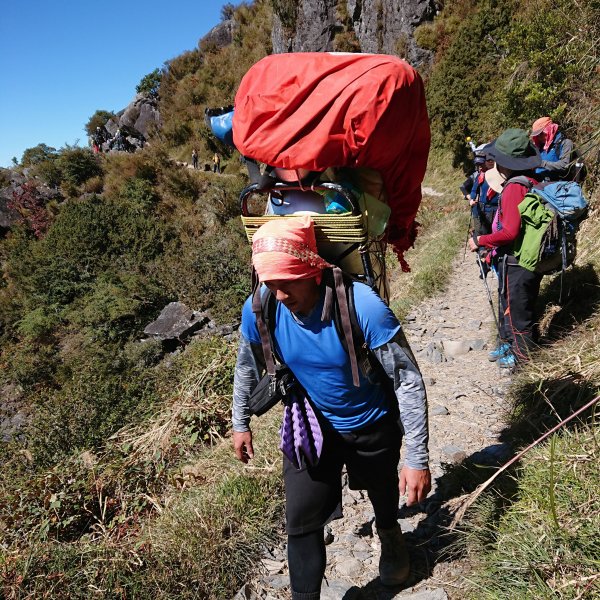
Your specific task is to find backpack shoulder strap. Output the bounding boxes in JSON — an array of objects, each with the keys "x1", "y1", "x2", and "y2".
[
  {"x1": 331, "y1": 273, "x2": 365, "y2": 355},
  {"x1": 505, "y1": 175, "x2": 534, "y2": 190},
  {"x1": 260, "y1": 288, "x2": 283, "y2": 365}
]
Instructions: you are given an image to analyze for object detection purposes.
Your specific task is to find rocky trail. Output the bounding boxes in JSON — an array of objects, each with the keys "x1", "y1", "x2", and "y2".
[{"x1": 236, "y1": 251, "x2": 514, "y2": 600}]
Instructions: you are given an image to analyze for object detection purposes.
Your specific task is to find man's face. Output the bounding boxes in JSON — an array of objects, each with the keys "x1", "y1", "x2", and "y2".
[
  {"x1": 484, "y1": 159, "x2": 495, "y2": 172},
  {"x1": 264, "y1": 277, "x2": 320, "y2": 315},
  {"x1": 532, "y1": 132, "x2": 546, "y2": 147}
]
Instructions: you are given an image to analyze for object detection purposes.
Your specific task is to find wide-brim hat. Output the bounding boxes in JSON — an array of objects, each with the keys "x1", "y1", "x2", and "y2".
[
  {"x1": 485, "y1": 167, "x2": 505, "y2": 194},
  {"x1": 484, "y1": 128, "x2": 541, "y2": 171}
]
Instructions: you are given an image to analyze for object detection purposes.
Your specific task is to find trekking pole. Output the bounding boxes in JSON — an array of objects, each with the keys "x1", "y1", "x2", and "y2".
[
  {"x1": 463, "y1": 213, "x2": 473, "y2": 261},
  {"x1": 476, "y1": 252, "x2": 501, "y2": 337}
]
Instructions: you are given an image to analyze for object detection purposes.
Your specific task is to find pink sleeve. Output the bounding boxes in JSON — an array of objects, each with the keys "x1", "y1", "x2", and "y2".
[{"x1": 478, "y1": 183, "x2": 527, "y2": 248}]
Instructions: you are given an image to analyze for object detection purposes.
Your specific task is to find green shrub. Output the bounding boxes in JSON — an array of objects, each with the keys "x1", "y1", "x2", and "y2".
[
  {"x1": 2, "y1": 339, "x2": 59, "y2": 389},
  {"x1": 34, "y1": 158, "x2": 64, "y2": 187},
  {"x1": 27, "y1": 340, "x2": 161, "y2": 466},
  {"x1": 7, "y1": 194, "x2": 166, "y2": 308},
  {"x1": 414, "y1": 22, "x2": 438, "y2": 50},
  {"x1": 426, "y1": 1, "x2": 513, "y2": 160},
  {"x1": 120, "y1": 177, "x2": 159, "y2": 209},
  {"x1": 16, "y1": 305, "x2": 62, "y2": 339},
  {"x1": 66, "y1": 271, "x2": 167, "y2": 342},
  {"x1": 57, "y1": 147, "x2": 102, "y2": 186},
  {"x1": 155, "y1": 219, "x2": 251, "y2": 323},
  {"x1": 136, "y1": 68, "x2": 162, "y2": 99}
]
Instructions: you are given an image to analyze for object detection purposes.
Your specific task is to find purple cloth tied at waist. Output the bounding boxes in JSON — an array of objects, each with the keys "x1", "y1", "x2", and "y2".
[{"x1": 279, "y1": 392, "x2": 323, "y2": 469}]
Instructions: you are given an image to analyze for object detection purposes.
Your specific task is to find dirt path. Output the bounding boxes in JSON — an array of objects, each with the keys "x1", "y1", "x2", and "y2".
[{"x1": 236, "y1": 252, "x2": 512, "y2": 600}]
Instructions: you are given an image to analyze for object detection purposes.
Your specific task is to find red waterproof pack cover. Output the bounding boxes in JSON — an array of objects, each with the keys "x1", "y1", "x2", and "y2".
[{"x1": 233, "y1": 52, "x2": 431, "y2": 269}]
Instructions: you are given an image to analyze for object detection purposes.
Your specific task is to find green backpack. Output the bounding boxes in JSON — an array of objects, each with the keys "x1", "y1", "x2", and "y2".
[{"x1": 513, "y1": 181, "x2": 588, "y2": 274}]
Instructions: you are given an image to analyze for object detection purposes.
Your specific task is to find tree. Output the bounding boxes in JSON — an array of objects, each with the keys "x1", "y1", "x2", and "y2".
[
  {"x1": 221, "y1": 3, "x2": 235, "y2": 20},
  {"x1": 136, "y1": 68, "x2": 162, "y2": 99},
  {"x1": 21, "y1": 144, "x2": 58, "y2": 167},
  {"x1": 85, "y1": 110, "x2": 116, "y2": 137}
]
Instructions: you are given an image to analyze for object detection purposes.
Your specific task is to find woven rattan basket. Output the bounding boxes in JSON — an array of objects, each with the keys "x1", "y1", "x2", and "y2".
[{"x1": 241, "y1": 214, "x2": 368, "y2": 244}]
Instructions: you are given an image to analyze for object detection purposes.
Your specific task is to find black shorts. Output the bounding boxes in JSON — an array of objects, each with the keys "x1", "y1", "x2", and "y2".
[{"x1": 283, "y1": 413, "x2": 402, "y2": 535}]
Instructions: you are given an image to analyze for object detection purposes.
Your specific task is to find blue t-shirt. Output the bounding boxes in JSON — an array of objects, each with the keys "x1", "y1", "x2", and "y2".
[{"x1": 241, "y1": 282, "x2": 400, "y2": 432}]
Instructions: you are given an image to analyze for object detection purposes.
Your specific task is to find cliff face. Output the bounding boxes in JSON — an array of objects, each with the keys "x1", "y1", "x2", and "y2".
[{"x1": 272, "y1": 0, "x2": 436, "y2": 66}]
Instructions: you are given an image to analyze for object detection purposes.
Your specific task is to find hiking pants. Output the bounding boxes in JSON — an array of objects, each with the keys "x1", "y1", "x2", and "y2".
[
  {"x1": 473, "y1": 206, "x2": 496, "y2": 237},
  {"x1": 284, "y1": 413, "x2": 401, "y2": 596},
  {"x1": 498, "y1": 256, "x2": 543, "y2": 360}
]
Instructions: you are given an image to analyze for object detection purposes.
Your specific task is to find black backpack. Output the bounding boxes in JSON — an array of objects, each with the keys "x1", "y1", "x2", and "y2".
[{"x1": 566, "y1": 147, "x2": 587, "y2": 184}]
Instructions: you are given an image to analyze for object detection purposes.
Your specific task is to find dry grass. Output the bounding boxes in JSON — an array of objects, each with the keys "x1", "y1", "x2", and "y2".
[
  {"x1": 112, "y1": 356, "x2": 230, "y2": 466},
  {"x1": 389, "y1": 150, "x2": 468, "y2": 318}
]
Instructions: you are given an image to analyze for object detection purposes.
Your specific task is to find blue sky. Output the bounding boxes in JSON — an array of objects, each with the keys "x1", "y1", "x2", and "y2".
[{"x1": 0, "y1": 1, "x2": 232, "y2": 167}]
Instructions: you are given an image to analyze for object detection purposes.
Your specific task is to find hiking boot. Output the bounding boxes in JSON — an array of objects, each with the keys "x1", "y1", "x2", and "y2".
[
  {"x1": 377, "y1": 523, "x2": 410, "y2": 586},
  {"x1": 497, "y1": 352, "x2": 516, "y2": 369},
  {"x1": 488, "y1": 342, "x2": 511, "y2": 362}
]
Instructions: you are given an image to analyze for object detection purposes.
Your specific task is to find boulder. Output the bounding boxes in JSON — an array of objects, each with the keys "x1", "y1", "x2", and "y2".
[
  {"x1": 102, "y1": 96, "x2": 160, "y2": 146},
  {"x1": 144, "y1": 302, "x2": 209, "y2": 343},
  {"x1": 200, "y1": 19, "x2": 235, "y2": 50},
  {"x1": 104, "y1": 118, "x2": 119, "y2": 137},
  {"x1": 0, "y1": 191, "x2": 20, "y2": 232},
  {"x1": 442, "y1": 339, "x2": 471, "y2": 358},
  {"x1": 134, "y1": 100, "x2": 161, "y2": 138},
  {"x1": 119, "y1": 97, "x2": 142, "y2": 129}
]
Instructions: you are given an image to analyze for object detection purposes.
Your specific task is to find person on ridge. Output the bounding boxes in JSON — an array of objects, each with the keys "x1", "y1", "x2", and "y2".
[
  {"x1": 213, "y1": 152, "x2": 221, "y2": 173},
  {"x1": 468, "y1": 129, "x2": 542, "y2": 369},
  {"x1": 191, "y1": 148, "x2": 198, "y2": 169},
  {"x1": 232, "y1": 216, "x2": 430, "y2": 599},
  {"x1": 530, "y1": 116, "x2": 573, "y2": 181}
]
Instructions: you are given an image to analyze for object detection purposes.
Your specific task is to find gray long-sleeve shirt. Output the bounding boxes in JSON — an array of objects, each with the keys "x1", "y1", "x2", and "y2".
[
  {"x1": 539, "y1": 137, "x2": 573, "y2": 180},
  {"x1": 232, "y1": 328, "x2": 429, "y2": 470}
]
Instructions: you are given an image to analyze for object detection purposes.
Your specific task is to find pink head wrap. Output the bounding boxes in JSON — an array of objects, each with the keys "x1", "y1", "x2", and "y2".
[
  {"x1": 531, "y1": 116, "x2": 552, "y2": 136},
  {"x1": 252, "y1": 216, "x2": 331, "y2": 282},
  {"x1": 531, "y1": 116, "x2": 558, "y2": 151}
]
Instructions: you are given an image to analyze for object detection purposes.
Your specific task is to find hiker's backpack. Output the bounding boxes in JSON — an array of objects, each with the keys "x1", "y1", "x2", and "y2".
[{"x1": 512, "y1": 180, "x2": 589, "y2": 275}]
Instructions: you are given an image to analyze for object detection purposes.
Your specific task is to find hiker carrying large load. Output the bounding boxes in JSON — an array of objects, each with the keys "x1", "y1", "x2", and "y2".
[
  {"x1": 224, "y1": 53, "x2": 431, "y2": 598},
  {"x1": 211, "y1": 52, "x2": 430, "y2": 300}
]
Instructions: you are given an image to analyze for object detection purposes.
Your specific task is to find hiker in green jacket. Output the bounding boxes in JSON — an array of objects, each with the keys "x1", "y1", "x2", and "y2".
[{"x1": 468, "y1": 129, "x2": 542, "y2": 369}]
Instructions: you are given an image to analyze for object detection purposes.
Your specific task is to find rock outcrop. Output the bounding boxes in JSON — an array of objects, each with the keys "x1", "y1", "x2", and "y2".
[
  {"x1": 143, "y1": 302, "x2": 210, "y2": 345},
  {"x1": 272, "y1": 0, "x2": 436, "y2": 67},
  {"x1": 200, "y1": 18, "x2": 235, "y2": 50},
  {"x1": 102, "y1": 94, "x2": 161, "y2": 151},
  {"x1": 0, "y1": 169, "x2": 23, "y2": 233}
]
